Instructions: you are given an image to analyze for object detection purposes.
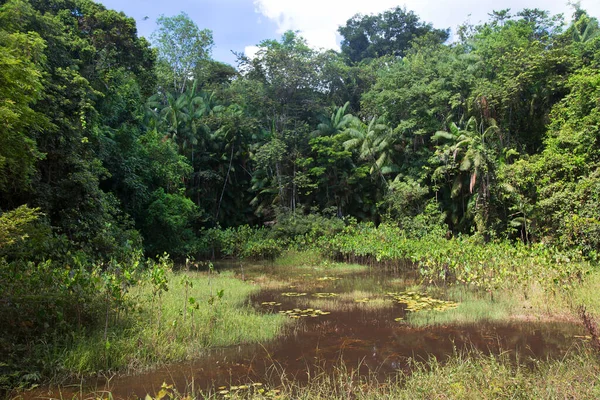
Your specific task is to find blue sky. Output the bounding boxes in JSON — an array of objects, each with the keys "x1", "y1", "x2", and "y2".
[
  {"x1": 98, "y1": 0, "x2": 279, "y2": 65},
  {"x1": 98, "y1": 0, "x2": 600, "y2": 66}
]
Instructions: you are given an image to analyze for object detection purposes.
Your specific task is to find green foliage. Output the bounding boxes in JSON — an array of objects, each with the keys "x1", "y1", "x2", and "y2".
[
  {"x1": 431, "y1": 117, "x2": 503, "y2": 235},
  {"x1": 199, "y1": 225, "x2": 282, "y2": 260},
  {"x1": 0, "y1": 249, "x2": 145, "y2": 389},
  {"x1": 339, "y1": 6, "x2": 449, "y2": 63},
  {"x1": 2, "y1": 0, "x2": 599, "y2": 264},
  {"x1": 270, "y1": 212, "x2": 346, "y2": 243},
  {"x1": 144, "y1": 189, "x2": 200, "y2": 257},
  {"x1": 383, "y1": 181, "x2": 445, "y2": 237},
  {"x1": 0, "y1": 205, "x2": 41, "y2": 249},
  {"x1": 3, "y1": 1, "x2": 600, "y2": 390},
  {"x1": 0, "y1": 1, "x2": 47, "y2": 196},
  {"x1": 152, "y1": 12, "x2": 214, "y2": 93},
  {"x1": 504, "y1": 67, "x2": 600, "y2": 258},
  {"x1": 467, "y1": 9, "x2": 570, "y2": 153},
  {"x1": 318, "y1": 222, "x2": 591, "y2": 292}
]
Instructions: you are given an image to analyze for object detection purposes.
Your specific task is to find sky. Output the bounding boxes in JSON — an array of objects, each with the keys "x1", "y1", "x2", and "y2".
[{"x1": 98, "y1": 0, "x2": 600, "y2": 66}]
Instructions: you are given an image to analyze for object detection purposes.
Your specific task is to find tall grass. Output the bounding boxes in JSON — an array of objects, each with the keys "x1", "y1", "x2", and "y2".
[
  {"x1": 273, "y1": 350, "x2": 600, "y2": 399},
  {"x1": 404, "y1": 285, "x2": 517, "y2": 327},
  {"x1": 60, "y1": 271, "x2": 287, "y2": 375},
  {"x1": 103, "y1": 347, "x2": 600, "y2": 399}
]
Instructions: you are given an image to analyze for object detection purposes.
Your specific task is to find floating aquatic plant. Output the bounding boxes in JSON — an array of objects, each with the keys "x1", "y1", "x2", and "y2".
[
  {"x1": 354, "y1": 297, "x2": 371, "y2": 303},
  {"x1": 261, "y1": 301, "x2": 282, "y2": 306},
  {"x1": 216, "y1": 383, "x2": 275, "y2": 398},
  {"x1": 312, "y1": 292, "x2": 339, "y2": 298},
  {"x1": 278, "y1": 308, "x2": 331, "y2": 318},
  {"x1": 387, "y1": 291, "x2": 459, "y2": 312},
  {"x1": 317, "y1": 276, "x2": 341, "y2": 281},
  {"x1": 281, "y1": 292, "x2": 307, "y2": 297}
]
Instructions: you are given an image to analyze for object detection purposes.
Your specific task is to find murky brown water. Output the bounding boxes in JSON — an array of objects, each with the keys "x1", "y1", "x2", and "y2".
[{"x1": 21, "y1": 265, "x2": 585, "y2": 399}]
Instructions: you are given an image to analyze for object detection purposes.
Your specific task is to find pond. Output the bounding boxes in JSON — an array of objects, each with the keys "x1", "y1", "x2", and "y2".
[{"x1": 28, "y1": 263, "x2": 585, "y2": 399}]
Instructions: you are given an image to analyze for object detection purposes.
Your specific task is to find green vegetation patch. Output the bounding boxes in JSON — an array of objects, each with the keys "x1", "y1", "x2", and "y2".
[
  {"x1": 281, "y1": 292, "x2": 308, "y2": 297},
  {"x1": 213, "y1": 382, "x2": 280, "y2": 398},
  {"x1": 312, "y1": 292, "x2": 339, "y2": 298},
  {"x1": 261, "y1": 301, "x2": 282, "y2": 306},
  {"x1": 354, "y1": 297, "x2": 371, "y2": 303},
  {"x1": 387, "y1": 291, "x2": 459, "y2": 312},
  {"x1": 61, "y1": 271, "x2": 287, "y2": 375},
  {"x1": 278, "y1": 308, "x2": 331, "y2": 319}
]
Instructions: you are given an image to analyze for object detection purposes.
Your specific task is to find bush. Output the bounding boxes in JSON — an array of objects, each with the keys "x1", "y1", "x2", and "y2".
[
  {"x1": 198, "y1": 225, "x2": 281, "y2": 260},
  {"x1": 270, "y1": 212, "x2": 346, "y2": 244}
]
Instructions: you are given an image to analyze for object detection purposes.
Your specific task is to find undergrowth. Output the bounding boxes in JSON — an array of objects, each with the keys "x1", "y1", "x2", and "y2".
[{"x1": 59, "y1": 270, "x2": 287, "y2": 375}]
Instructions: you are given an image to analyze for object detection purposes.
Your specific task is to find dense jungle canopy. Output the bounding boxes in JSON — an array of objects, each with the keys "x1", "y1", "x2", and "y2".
[{"x1": 1, "y1": 0, "x2": 599, "y2": 260}]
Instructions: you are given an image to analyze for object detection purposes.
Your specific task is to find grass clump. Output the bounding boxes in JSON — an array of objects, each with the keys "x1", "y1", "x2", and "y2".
[
  {"x1": 572, "y1": 271, "x2": 600, "y2": 315},
  {"x1": 403, "y1": 286, "x2": 516, "y2": 326},
  {"x1": 61, "y1": 270, "x2": 287, "y2": 375}
]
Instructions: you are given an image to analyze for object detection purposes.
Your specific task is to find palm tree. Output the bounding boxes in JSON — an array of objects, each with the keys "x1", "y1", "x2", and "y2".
[
  {"x1": 343, "y1": 116, "x2": 395, "y2": 187},
  {"x1": 213, "y1": 105, "x2": 246, "y2": 221},
  {"x1": 159, "y1": 92, "x2": 188, "y2": 142},
  {"x1": 312, "y1": 102, "x2": 357, "y2": 137},
  {"x1": 432, "y1": 117, "x2": 500, "y2": 235}
]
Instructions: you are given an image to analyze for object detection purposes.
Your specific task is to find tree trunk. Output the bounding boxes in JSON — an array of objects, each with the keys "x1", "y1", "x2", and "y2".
[{"x1": 216, "y1": 143, "x2": 234, "y2": 221}]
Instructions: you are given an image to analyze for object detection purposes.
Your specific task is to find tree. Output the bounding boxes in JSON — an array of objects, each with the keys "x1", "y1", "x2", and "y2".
[
  {"x1": 339, "y1": 6, "x2": 449, "y2": 63},
  {"x1": 343, "y1": 117, "x2": 395, "y2": 187},
  {"x1": 238, "y1": 31, "x2": 334, "y2": 217},
  {"x1": 568, "y1": 7, "x2": 600, "y2": 43},
  {"x1": 0, "y1": 205, "x2": 40, "y2": 249},
  {"x1": 312, "y1": 102, "x2": 357, "y2": 137},
  {"x1": 305, "y1": 133, "x2": 358, "y2": 217},
  {"x1": 467, "y1": 10, "x2": 568, "y2": 153},
  {"x1": 432, "y1": 117, "x2": 501, "y2": 235},
  {"x1": 152, "y1": 12, "x2": 214, "y2": 93},
  {"x1": 0, "y1": 0, "x2": 158, "y2": 260},
  {"x1": 144, "y1": 188, "x2": 199, "y2": 257},
  {"x1": 0, "y1": 1, "x2": 47, "y2": 199},
  {"x1": 510, "y1": 68, "x2": 600, "y2": 254}
]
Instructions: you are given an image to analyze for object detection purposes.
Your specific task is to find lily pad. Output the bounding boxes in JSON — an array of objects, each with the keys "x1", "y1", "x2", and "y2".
[
  {"x1": 387, "y1": 291, "x2": 459, "y2": 313},
  {"x1": 261, "y1": 301, "x2": 282, "y2": 306},
  {"x1": 279, "y1": 308, "x2": 332, "y2": 318},
  {"x1": 313, "y1": 292, "x2": 339, "y2": 298},
  {"x1": 281, "y1": 292, "x2": 307, "y2": 297},
  {"x1": 317, "y1": 276, "x2": 341, "y2": 281}
]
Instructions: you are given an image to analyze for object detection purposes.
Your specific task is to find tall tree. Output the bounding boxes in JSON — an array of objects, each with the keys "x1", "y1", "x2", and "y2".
[
  {"x1": 0, "y1": 3, "x2": 47, "y2": 200},
  {"x1": 237, "y1": 31, "x2": 332, "y2": 217},
  {"x1": 151, "y1": 12, "x2": 213, "y2": 93},
  {"x1": 338, "y1": 6, "x2": 449, "y2": 63}
]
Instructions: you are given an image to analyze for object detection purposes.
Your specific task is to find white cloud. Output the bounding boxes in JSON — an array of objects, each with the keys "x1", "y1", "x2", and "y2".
[
  {"x1": 244, "y1": 45, "x2": 261, "y2": 59},
  {"x1": 253, "y1": 0, "x2": 600, "y2": 50}
]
